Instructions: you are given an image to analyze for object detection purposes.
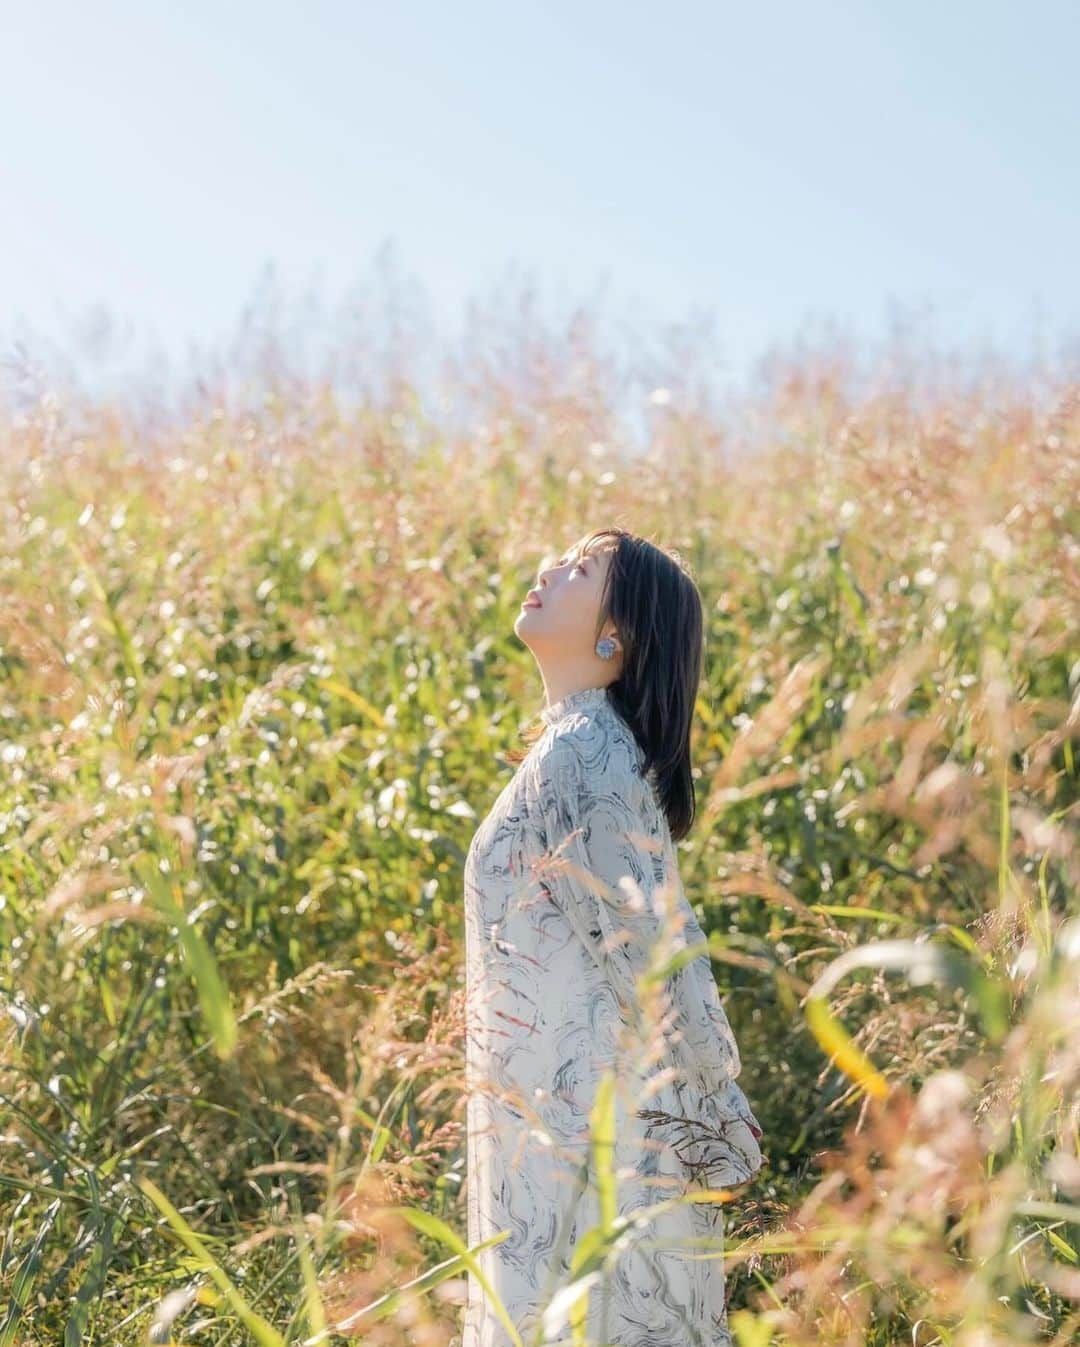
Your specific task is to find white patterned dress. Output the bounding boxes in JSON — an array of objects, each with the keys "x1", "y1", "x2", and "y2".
[{"x1": 462, "y1": 685, "x2": 764, "y2": 1347}]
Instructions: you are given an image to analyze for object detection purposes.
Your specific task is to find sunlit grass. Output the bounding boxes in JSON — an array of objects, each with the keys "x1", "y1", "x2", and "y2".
[{"x1": 0, "y1": 300, "x2": 1077, "y2": 1345}]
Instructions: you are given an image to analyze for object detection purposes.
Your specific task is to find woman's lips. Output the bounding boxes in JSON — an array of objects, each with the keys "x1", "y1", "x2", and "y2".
[{"x1": 522, "y1": 590, "x2": 543, "y2": 608}]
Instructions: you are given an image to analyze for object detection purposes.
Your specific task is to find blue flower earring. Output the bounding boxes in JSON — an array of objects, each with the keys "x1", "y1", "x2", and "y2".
[{"x1": 595, "y1": 636, "x2": 617, "y2": 660}]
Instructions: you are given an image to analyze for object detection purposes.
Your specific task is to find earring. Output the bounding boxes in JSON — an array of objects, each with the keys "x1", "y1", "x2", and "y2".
[{"x1": 595, "y1": 635, "x2": 617, "y2": 660}]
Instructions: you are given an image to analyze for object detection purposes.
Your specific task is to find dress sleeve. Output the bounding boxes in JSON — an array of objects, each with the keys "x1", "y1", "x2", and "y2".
[{"x1": 527, "y1": 731, "x2": 765, "y2": 1189}]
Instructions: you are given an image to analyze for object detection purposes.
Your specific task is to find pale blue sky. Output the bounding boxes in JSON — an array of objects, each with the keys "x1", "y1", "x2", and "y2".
[{"x1": 2, "y1": 0, "x2": 1077, "y2": 400}]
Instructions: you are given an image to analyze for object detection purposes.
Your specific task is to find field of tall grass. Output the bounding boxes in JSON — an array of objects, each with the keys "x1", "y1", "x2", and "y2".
[{"x1": 1, "y1": 295, "x2": 1078, "y2": 1345}]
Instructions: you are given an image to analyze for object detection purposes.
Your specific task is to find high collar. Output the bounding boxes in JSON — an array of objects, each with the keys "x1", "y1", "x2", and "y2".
[{"x1": 539, "y1": 684, "x2": 610, "y2": 727}]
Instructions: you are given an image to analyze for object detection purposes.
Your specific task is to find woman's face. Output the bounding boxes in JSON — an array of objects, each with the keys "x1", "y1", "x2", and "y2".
[{"x1": 514, "y1": 536, "x2": 618, "y2": 655}]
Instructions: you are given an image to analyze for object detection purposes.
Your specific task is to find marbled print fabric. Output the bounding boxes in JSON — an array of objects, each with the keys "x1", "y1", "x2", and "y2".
[{"x1": 462, "y1": 685, "x2": 764, "y2": 1346}]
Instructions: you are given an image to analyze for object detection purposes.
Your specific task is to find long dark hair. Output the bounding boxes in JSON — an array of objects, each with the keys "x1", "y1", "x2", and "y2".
[{"x1": 512, "y1": 526, "x2": 705, "y2": 842}]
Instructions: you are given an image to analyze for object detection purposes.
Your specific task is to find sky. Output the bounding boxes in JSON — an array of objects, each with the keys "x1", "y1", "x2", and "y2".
[{"x1": 2, "y1": 0, "x2": 1078, "y2": 406}]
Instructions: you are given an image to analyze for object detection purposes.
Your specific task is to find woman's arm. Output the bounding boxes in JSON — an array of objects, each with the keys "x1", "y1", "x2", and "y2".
[{"x1": 527, "y1": 730, "x2": 765, "y2": 1189}]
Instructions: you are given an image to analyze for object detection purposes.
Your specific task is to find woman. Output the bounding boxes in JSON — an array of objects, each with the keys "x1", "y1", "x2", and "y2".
[{"x1": 462, "y1": 527, "x2": 764, "y2": 1347}]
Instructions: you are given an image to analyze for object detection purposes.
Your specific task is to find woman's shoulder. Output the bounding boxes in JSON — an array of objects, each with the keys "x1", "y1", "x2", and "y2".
[{"x1": 529, "y1": 704, "x2": 647, "y2": 795}]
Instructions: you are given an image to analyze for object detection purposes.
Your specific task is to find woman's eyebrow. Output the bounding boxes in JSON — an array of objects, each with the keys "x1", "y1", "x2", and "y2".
[{"x1": 548, "y1": 546, "x2": 590, "y2": 568}]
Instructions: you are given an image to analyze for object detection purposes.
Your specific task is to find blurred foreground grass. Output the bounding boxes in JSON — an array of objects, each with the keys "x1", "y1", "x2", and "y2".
[{"x1": 1, "y1": 331, "x2": 1078, "y2": 1346}]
